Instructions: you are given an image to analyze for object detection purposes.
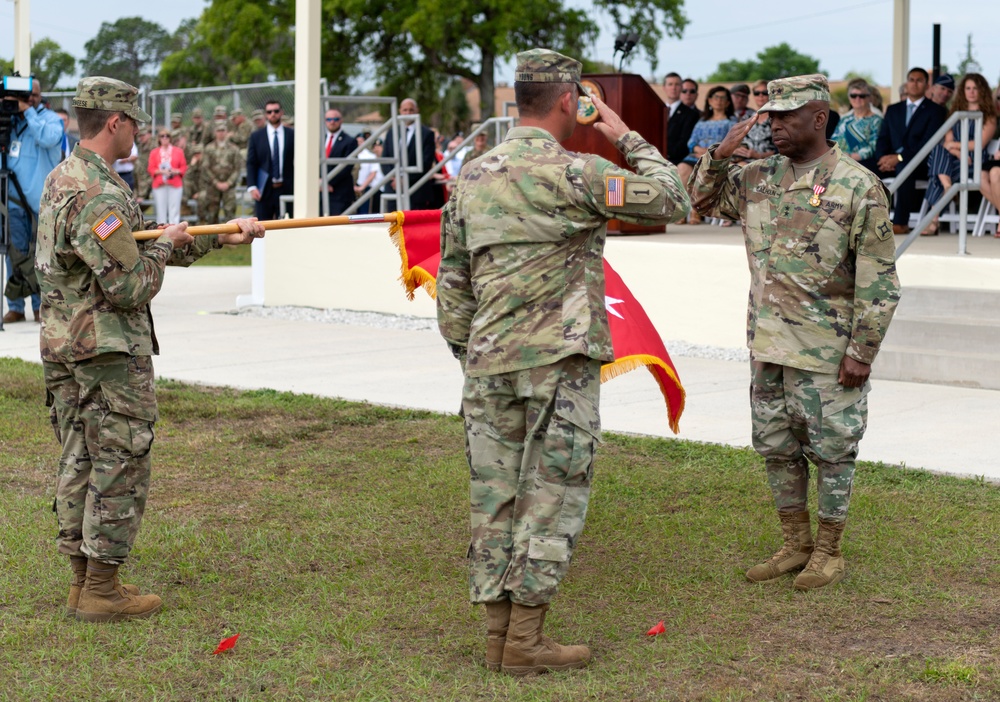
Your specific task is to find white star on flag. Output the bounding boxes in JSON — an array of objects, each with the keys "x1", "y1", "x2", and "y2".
[{"x1": 605, "y1": 295, "x2": 625, "y2": 319}]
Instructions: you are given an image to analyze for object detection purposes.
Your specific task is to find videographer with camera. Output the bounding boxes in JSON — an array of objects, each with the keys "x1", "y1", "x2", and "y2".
[{"x1": 2, "y1": 76, "x2": 64, "y2": 324}]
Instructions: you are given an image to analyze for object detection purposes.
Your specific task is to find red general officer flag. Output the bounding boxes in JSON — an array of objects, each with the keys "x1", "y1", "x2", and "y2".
[{"x1": 387, "y1": 210, "x2": 685, "y2": 433}]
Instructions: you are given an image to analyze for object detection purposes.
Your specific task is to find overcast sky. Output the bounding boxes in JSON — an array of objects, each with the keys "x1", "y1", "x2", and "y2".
[{"x1": 3, "y1": 0, "x2": 999, "y2": 89}]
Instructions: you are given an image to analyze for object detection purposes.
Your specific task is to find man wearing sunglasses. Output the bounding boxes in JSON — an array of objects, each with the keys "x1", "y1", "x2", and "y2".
[
  {"x1": 322, "y1": 109, "x2": 356, "y2": 215},
  {"x1": 246, "y1": 100, "x2": 296, "y2": 220}
]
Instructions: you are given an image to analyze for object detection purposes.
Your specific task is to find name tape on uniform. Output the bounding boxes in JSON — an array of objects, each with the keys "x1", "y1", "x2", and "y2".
[{"x1": 92, "y1": 212, "x2": 123, "y2": 240}]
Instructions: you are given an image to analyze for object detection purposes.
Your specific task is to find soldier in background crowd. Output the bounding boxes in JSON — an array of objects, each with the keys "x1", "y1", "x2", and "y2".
[
  {"x1": 208, "y1": 105, "x2": 227, "y2": 145},
  {"x1": 251, "y1": 108, "x2": 265, "y2": 130},
  {"x1": 460, "y1": 131, "x2": 490, "y2": 173},
  {"x1": 37, "y1": 76, "x2": 264, "y2": 623},
  {"x1": 438, "y1": 48, "x2": 688, "y2": 676},
  {"x1": 188, "y1": 107, "x2": 207, "y2": 148},
  {"x1": 688, "y1": 75, "x2": 900, "y2": 592},
  {"x1": 229, "y1": 108, "x2": 252, "y2": 154},
  {"x1": 169, "y1": 112, "x2": 183, "y2": 140},
  {"x1": 184, "y1": 143, "x2": 205, "y2": 215},
  {"x1": 201, "y1": 122, "x2": 242, "y2": 224},
  {"x1": 134, "y1": 126, "x2": 153, "y2": 201}
]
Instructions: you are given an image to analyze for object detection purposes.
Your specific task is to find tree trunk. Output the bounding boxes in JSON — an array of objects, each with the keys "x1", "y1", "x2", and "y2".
[{"x1": 478, "y1": 50, "x2": 496, "y2": 120}]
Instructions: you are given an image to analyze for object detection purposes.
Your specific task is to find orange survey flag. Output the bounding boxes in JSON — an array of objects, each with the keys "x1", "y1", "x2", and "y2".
[{"x1": 387, "y1": 210, "x2": 685, "y2": 433}]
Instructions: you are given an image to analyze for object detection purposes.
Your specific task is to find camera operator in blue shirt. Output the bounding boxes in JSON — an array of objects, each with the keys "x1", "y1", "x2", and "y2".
[{"x1": 3, "y1": 77, "x2": 64, "y2": 323}]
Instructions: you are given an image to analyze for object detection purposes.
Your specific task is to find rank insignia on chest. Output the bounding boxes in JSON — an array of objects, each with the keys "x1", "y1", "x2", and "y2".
[
  {"x1": 809, "y1": 185, "x2": 826, "y2": 208},
  {"x1": 606, "y1": 175, "x2": 624, "y2": 207},
  {"x1": 92, "y1": 211, "x2": 123, "y2": 240}
]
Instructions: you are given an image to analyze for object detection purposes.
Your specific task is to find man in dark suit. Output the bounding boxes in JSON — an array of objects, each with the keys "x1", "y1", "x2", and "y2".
[
  {"x1": 246, "y1": 99, "x2": 296, "y2": 220},
  {"x1": 874, "y1": 67, "x2": 947, "y2": 234},
  {"x1": 665, "y1": 76, "x2": 700, "y2": 166},
  {"x1": 322, "y1": 108, "x2": 356, "y2": 215},
  {"x1": 381, "y1": 98, "x2": 444, "y2": 210}
]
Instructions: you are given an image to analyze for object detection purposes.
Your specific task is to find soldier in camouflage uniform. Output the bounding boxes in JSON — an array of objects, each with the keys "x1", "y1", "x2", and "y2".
[
  {"x1": 228, "y1": 108, "x2": 252, "y2": 167},
  {"x1": 134, "y1": 126, "x2": 153, "y2": 201},
  {"x1": 36, "y1": 76, "x2": 264, "y2": 623},
  {"x1": 209, "y1": 105, "x2": 227, "y2": 145},
  {"x1": 201, "y1": 122, "x2": 243, "y2": 224},
  {"x1": 438, "y1": 49, "x2": 689, "y2": 675},
  {"x1": 184, "y1": 143, "x2": 204, "y2": 214},
  {"x1": 688, "y1": 75, "x2": 900, "y2": 591},
  {"x1": 187, "y1": 107, "x2": 208, "y2": 150}
]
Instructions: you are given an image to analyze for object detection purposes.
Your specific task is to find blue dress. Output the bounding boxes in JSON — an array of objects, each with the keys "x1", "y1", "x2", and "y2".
[
  {"x1": 683, "y1": 118, "x2": 736, "y2": 164},
  {"x1": 925, "y1": 121, "x2": 991, "y2": 206}
]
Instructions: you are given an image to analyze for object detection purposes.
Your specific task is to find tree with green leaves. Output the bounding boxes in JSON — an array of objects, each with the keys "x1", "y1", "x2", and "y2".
[
  {"x1": 707, "y1": 43, "x2": 823, "y2": 82},
  {"x1": 81, "y1": 17, "x2": 175, "y2": 92},
  {"x1": 160, "y1": 1, "x2": 294, "y2": 88},
  {"x1": 0, "y1": 37, "x2": 76, "y2": 90},
  {"x1": 322, "y1": 0, "x2": 688, "y2": 120}
]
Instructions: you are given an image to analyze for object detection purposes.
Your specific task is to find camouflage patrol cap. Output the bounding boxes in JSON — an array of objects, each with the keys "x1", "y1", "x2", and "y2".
[
  {"x1": 757, "y1": 74, "x2": 830, "y2": 113},
  {"x1": 250, "y1": 108, "x2": 264, "y2": 120},
  {"x1": 231, "y1": 108, "x2": 243, "y2": 116},
  {"x1": 191, "y1": 107, "x2": 203, "y2": 117},
  {"x1": 170, "y1": 112, "x2": 182, "y2": 122},
  {"x1": 213, "y1": 105, "x2": 227, "y2": 116},
  {"x1": 72, "y1": 77, "x2": 152, "y2": 123},
  {"x1": 515, "y1": 48, "x2": 587, "y2": 95},
  {"x1": 213, "y1": 119, "x2": 228, "y2": 131}
]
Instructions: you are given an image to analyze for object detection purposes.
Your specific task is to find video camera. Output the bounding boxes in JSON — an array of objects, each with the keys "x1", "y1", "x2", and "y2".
[{"x1": 1, "y1": 74, "x2": 33, "y2": 152}]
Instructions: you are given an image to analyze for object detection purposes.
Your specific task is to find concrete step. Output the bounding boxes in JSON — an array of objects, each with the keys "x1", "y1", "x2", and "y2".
[
  {"x1": 873, "y1": 345, "x2": 1000, "y2": 390},
  {"x1": 896, "y1": 287, "x2": 1000, "y2": 322},
  {"x1": 881, "y1": 316, "x2": 1000, "y2": 354}
]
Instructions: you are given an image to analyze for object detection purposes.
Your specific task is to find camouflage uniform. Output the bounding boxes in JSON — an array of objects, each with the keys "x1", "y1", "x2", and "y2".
[
  {"x1": 134, "y1": 129, "x2": 153, "y2": 201},
  {"x1": 36, "y1": 78, "x2": 224, "y2": 566},
  {"x1": 184, "y1": 143, "x2": 204, "y2": 207},
  {"x1": 201, "y1": 136, "x2": 242, "y2": 224},
  {"x1": 228, "y1": 110, "x2": 253, "y2": 171},
  {"x1": 689, "y1": 75, "x2": 900, "y2": 522},
  {"x1": 187, "y1": 108, "x2": 208, "y2": 151},
  {"x1": 438, "y1": 51, "x2": 690, "y2": 606}
]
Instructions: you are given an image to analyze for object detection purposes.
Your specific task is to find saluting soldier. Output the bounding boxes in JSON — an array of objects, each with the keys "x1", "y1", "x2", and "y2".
[
  {"x1": 201, "y1": 121, "x2": 243, "y2": 224},
  {"x1": 437, "y1": 48, "x2": 689, "y2": 675},
  {"x1": 35, "y1": 76, "x2": 264, "y2": 623},
  {"x1": 688, "y1": 75, "x2": 901, "y2": 591}
]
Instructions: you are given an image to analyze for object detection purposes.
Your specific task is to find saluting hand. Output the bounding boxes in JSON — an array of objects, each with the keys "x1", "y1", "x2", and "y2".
[
  {"x1": 591, "y1": 96, "x2": 630, "y2": 144},
  {"x1": 713, "y1": 114, "x2": 759, "y2": 160}
]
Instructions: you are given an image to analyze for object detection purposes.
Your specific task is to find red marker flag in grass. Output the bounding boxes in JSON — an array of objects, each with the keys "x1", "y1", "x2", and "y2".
[
  {"x1": 647, "y1": 620, "x2": 667, "y2": 636},
  {"x1": 387, "y1": 210, "x2": 685, "y2": 433},
  {"x1": 213, "y1": 633, "x2": 240, "y2": 655}
]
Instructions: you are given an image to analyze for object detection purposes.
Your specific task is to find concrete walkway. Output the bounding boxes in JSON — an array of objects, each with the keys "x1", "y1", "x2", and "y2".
[{"x1": 3, "y1": 265, "x2": 997, "y2": 481}]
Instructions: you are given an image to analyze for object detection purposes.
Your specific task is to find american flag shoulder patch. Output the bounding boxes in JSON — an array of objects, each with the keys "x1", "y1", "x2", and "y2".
[
  {"x1": 92, "y1": 211, "x2": 123, "y2": 240},
  {"x1": 606, "y1": 175, "x2": 625, "y2": 208}
]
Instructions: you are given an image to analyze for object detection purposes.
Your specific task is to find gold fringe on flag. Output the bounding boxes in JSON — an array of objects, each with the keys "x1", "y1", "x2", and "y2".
[
  {"x1": 387, "y1": 211, "x2": 438, "y2": 301},
  {"x1": 600, "y1": 354, "x2": 686, "y2": 434}
]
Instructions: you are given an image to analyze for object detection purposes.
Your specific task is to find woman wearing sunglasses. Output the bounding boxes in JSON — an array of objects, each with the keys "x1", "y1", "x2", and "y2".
[{"x1": 830, "y1": 78, "x2": 883, "y2": 172}]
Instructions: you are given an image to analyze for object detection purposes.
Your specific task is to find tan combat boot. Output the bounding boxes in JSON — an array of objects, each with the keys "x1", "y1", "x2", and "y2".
[
  {"x1": 501, "y1": 603, "x2": 590, "y2": 676},
  {"x1": 794, "y1": 519, "x2": 846, "y2": 591},
  {"x1": 484, "y1": 599, "x2": 512, "y2": 671},
  {"x1": 66, "y1": 556, "x2": 140, "y2": 618},
  {"x1": 76, "y1": 561, "x2": 162, "y2": 622},
  {"x1": 746, "y1": 510, "x2": 814, "y2": 582}
]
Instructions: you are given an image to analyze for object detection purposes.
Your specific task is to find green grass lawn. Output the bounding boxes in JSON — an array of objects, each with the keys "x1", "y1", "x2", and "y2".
[
  {"x1": 192, "y1": 243, "x2": 252, "y2": 266},
  {"x1": 1, "y1": 357, "x2": 997, "y2": 701}
]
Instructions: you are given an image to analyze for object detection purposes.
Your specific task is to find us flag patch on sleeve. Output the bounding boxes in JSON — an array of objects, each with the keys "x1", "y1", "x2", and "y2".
[
  {"x1": 92, "y1": 212, "x2": 123, "y2": 240},
  {"x1": 606, "y1": 176, "x2": 624, "y2": 207}
]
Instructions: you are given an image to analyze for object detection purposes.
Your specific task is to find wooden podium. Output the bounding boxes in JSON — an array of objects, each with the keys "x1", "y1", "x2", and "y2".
[{"x1": 562, "y1": 73, "x2": 669, "y2": 235}]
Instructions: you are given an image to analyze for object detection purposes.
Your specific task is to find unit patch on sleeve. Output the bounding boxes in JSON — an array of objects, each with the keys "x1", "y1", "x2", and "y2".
[
  {"x1": 92, "y1": 211, "x2": 123, "y2": 240},
  {"x1": 606, "y1": 175, "x2": 624, "y2": 207}
]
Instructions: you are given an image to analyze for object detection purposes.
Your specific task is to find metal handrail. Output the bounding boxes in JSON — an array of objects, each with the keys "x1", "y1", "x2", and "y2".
[{"x1": 891, "y1": 110, "x2": 983, "y2": 256}]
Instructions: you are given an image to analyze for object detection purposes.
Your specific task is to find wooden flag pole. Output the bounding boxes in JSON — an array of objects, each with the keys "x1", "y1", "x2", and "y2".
[{"x1": 131, "y1": 213, "x2": 400, "y2": 240}]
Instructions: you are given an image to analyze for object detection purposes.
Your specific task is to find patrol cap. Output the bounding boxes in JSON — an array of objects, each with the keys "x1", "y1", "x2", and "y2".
[
  {"x1": 170, "y1": 112, "x2": 182, "y2": 122},
  {"x1": 757, "y1": 74, "x2": 830, "y2": 113},
  {"x1": 72, "y1": 77, "x2": 152, "y2": 123},
  {"x1": 213, "y1": 105, "x2": 227, "y2": 116},
  {"x1": 933, "y1": 74, "x2": 955, "y2": 90},
  {"x1": 730, "y1": 83, "x2": 750, "y2": 96},
  {"x1": 514, "y1": 48, "x2": 587, "y2": 96},
  {"x1": 213, "y1": 120, "x2": 228, "y2": 131},
  {"x1": 251, "y1": 108, "x2": 264, "y2": 120},
  {"x1": 191, "y1": 107, "x2": 203, "y2": 117},
  {"x1": 231, "y1": 108, "x2": 244, "y2": 116},
  {"x1": 169, "y1": 128, "x2": 184, "y2": 141}
]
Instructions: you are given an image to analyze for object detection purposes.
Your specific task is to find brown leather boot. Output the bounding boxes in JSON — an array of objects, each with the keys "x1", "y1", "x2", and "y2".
[
  {"x1": 66, "y1": 557, "x2": 141, "y2": 618},
  {"x1": 76, "y1": 561, "x2": 162, "y2": 622},
  {"x1": 484, "y1": 599, "x2": 512, "y2": 671},
  {"x1": 746, "y1": 510, "x2": 813, "y2": 582},
  {"x1": 794, "y1": 519, "x2": 846, "y2": 591},
  {"x1": 501, "y1": 603, "x2": 590, "y2": 676}
]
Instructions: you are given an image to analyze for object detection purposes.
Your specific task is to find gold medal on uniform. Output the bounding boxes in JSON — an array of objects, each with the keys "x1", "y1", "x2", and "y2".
[{"x1": 809, "y1": 184, "x2": 825, "y2": 207}]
